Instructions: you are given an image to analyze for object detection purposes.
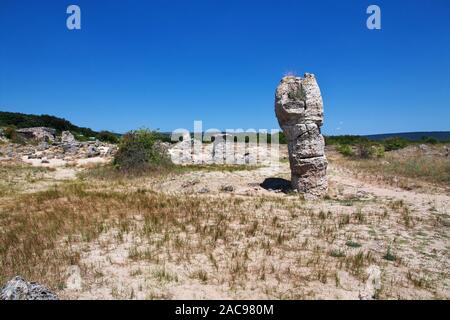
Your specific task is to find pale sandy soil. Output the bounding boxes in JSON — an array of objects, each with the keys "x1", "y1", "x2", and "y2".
[
  {"x1": 1, "y1": 148, "x2": 449, "y2": 300},
  {"x1": 59, "y1": 155, "x2": 449, "y2": 300},
  {"x1": 21, "y1": 155, "x2": 110, "y2": 169},
  {"x1": 6, "y1": 157, "x2": 109, "y2": 193}
]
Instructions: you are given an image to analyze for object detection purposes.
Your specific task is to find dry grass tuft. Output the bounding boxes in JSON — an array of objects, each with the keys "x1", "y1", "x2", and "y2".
[{"x1": 333, "y1": 146, "x2": 450, "y2": 188}]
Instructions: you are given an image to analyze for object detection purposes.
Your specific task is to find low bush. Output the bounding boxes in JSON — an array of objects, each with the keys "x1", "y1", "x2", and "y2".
[
  {"x1": 337, "y1": 144, "x2": 354, "y2": 157},
  {"x1": 383, "y1": 137, "x2": 409, "y2": 151},
  {"x1": 421, "y1": 136, "x2": 438, "y2": 144},
  {"x1": 337, "y1": 142, "x2": 384, "y2": 159},
  {"x1": 356, "y1": 142, "x2": 385, "y2": 159},
  {"x1": 113, "y1": 129, "x2": 172, "y2": 173},
  {"x1": 97, "y1": 130, "x2": 119, "y2": 144},
  {"x1": 73, "y1": 133, "x2": 90, "y2": 142},
  {"x1": 3, "y1": 126, "x2": 25, "y2": 144},
  {"x1": 325, "y1": 135, "x2": 369, "y2": 146}
]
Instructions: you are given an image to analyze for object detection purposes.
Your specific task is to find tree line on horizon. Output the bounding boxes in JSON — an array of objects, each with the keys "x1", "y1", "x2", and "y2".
[{"x1": 1, "y1": 111, "x2": 448, "y2": 146}]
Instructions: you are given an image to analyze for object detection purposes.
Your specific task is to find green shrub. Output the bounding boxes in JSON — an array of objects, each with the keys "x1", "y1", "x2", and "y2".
[
  {"x1": 73, "y1": 133, "x2": 89, "y2": 142},
  {"x1": 337, "y1": 144, "x2": 355, "y2": 157},
  {"x1": 0, "y1": 111, "x2": 97, "y2": 138},
  {"x1": 113, "y1": 129, "x2": 172, "y2": 172},
  {"x1": 278, "y1": 132, "x2": 287, "y2": 144},
  {"x1": 421, "y1": 136, "x2": 438, "y2": 144},
  {"x1": 3, "y1": 126, "x2": 16, "y2": 140},
  {"x1": 383, "y1": 137, "x2": 409, "y2": 151},
  {"x1": 372, "y1": 144, "x2": 385, "y2": 158},
  {"x1": 357, "y1": 143, "x2": 372, "y2": 159},
  {"x1": 354, "y1": 142, "x2": 385, "y2": 159},
  {"x1": 3, "y1": 126, "x2": 25, "y2": 144},
  {"x1": 346, "y1": 240, "x2": 362, "y2": 248},
  {"x1": 288, "y1": 87, "x2": 306, "y2": 101},
  {"x1": 325, "y1": 135, "x2": 369, "y2": 146},
  {"x1": 266, "y1": 132, "x2": 287, "y2": 144},
  {"x1": 383, "y1": 247, "x2": 396, "y2": 261},
  {"x1": 97, "y1": 131, "x2": 119, "y2": 144}
]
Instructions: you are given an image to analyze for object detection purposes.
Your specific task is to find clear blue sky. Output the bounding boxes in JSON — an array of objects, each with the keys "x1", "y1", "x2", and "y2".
[{"x1": 1, "y1": 0, "x2": 449, "y2": 134}]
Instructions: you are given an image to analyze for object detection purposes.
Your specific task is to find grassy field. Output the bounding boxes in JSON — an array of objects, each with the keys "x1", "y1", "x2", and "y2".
[
  {"x1": 332, "y1": 145, "x2": 450, "y2": 189},
  {"x1": 0, "y1": 159, "x2": 448, "y2": 299},
  {"x1": 0, "y1": 164, "x2": 54, "y2": 196}
]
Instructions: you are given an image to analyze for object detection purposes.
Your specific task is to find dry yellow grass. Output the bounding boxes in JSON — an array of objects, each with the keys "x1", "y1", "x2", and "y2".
[
  {"x1": 0, "y1": 164, "x2": 54, "y2": 196},
  {"x1": 0, "y1": 157, "x2": 449, "y2": 299},
  {"x1": 332, "y1": 146, "x2": 450, "y2": 190}
]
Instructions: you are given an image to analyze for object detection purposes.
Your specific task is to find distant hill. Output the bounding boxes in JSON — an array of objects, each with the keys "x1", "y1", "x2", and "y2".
[
  {"x1": 2, "y1": 111, "x2": 448, "y2": 144},
  {"x1": 364, "y1": 131, "x2": 450, "y2": 142},
  {"x1": 0, "y1": 111, "x2": 97, "y2": 136},
  {"x1": 0, "y1": 111, "x2": 119, "y2": 143}
]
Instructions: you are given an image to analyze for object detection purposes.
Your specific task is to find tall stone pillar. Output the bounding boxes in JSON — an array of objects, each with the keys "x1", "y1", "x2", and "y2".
[{"x1": 275, "y1": 73, "x2": 328, "y2": 198}]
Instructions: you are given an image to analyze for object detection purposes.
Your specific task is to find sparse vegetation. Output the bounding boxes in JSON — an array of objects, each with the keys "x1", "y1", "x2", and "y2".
[
  {"x1": 288, "y1": 86, "x2": 306, "y2": 101},
  {"x1": 330, "y1": 250, "x2": 346, "y2": 258},
  {"x1": 97, "y1": 131, "x2": 120, "y2": 144},
  {"x1": 0, "y1": 140, "x2": 448, "y2": 300},
  {"x1": 2, "y1": 126, "x2": 25, "y2": 144},
  {"x1": 334, "y1": 143, "x2": 450, "y2": 187},
  {"x1": 113, "y1": 129, "x2": 172, "y2": 173},
  {"x1": 345, "y1": 240, "x2": 362, "y2": 248},
  {"x1": 336, "y1": 142, "x2": 385, "y2": 159},
  {"x1": 325, "y1": 135, "x2": 370, "y2": 146},
  {"x1": 421, "y1": 136, "x2": 438, "y2": 144},
  {"x1": 355, "y1": 142, "x2": 384, "y2": 159},
  {"x1": 0, "y1": 111, "x2": 120, "y2": 142},
  {"x1": 336, "y1": 144, "x2": 354, "y2": 157},
  {"x1": 382, "y1": 137, "x2": 409, "y2": 151},
  {"x1": 383, "y1": 247, "x2": 396, "y2": 262}
]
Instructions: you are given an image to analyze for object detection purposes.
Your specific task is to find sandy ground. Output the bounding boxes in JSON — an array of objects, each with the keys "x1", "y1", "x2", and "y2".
[
  {"x1": 55, "y1": 156, "x2": 449, "y2": 300},
  {"x1": 21, "y1": 155, "x2": 110, "y2": 169},
  {"x1": 2, "y1": 147, "x2": 448, "y2": 300}
]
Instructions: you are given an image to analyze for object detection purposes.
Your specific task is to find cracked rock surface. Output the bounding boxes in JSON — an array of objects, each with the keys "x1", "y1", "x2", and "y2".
[
  {"x1": 0, "y1": 276, "x2": 58, "y2": 300},
  {"x1": 275, "y1": 73, "x2": 327, "y2": 198}
]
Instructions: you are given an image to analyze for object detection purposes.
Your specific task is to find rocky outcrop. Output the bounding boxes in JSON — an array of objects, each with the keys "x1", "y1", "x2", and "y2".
[
  {"x1": 0, "y1": 128, "x2": 7, "y2": 143},
  {"x1": 275, "y1": 73, "x2": 327, "y2": 198},
  {"x1": 61, "y1": 131, "x2": 76, "y2": 144},
  {"x1": 0, "y1": 276, "x2": 58, "y2": 300},
  {"x1": 0, "y1": 135, "x2": 117, "y2": 165},
  {"x1": 16, "y1": 127, "x2": 56, "y2": 142},
  {"x1": 168, "y1": 134, "x2": 274, "y2": 166},
  {"x1": 212, "y1": 134, "x2": 234, "y2": 164},
  {"x1": 152, "y1": 140, "x2": 171, "y2": 159}
]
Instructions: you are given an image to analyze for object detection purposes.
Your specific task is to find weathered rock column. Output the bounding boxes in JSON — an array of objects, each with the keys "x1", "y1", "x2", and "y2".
[{"x1": 275, "y1": 73, "x2": 327, "y2": 198}]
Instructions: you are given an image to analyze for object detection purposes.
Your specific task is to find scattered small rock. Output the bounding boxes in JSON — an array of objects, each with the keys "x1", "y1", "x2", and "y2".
[
  {"x1": 197, "y1": 187, "x2": 210, "y2": 194},
  {"x1": 359, "y1": 265, "x2": 381, "y2": 300},
  {"x1": 87, "y1": 145, "x2": 100, "y2": 158},
  {"x1": 355, "y1": 190, "x2": 369, "y2": 199},
  {"x1": 0, "y1": 276, "x2": 58, "y2": 300},
  {"x1": 65, "y1": 265, "x2": 82, "y2": 291},
  {"x1": 16, "y1": 127, "x2": 56, "y2": 142},
  {"x1": 220, "y1": 185, "x2": 235, "y2": 192},
  {"x1": 61, "y1": 131, "x2": 76, "y2": 144},
  {"x1": 182, "y1": 180, "x2": 199, "y2": 188}
]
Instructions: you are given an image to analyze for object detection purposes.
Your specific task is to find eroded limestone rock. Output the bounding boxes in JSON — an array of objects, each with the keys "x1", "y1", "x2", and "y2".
[
  {"x1": 0, "y1": 276, "x2": 58, "y2": 300},
  {"x1": 275, "y1": 73, "x2": 327, "y2": 198},
  {"x1": 16, "y1": 127, "x2": 56, "y2": 142},
  {"x1": 61, "y1": 131, "x2": 76, "y2": 144}
]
